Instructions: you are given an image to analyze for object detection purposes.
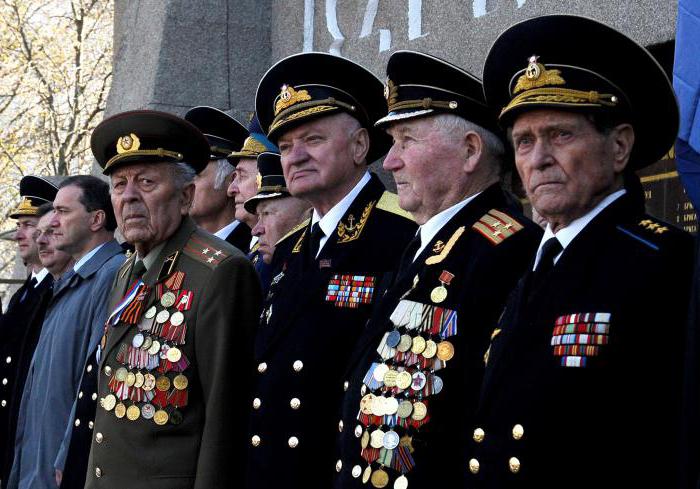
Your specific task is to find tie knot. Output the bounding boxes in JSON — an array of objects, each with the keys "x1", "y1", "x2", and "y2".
[{"x1": 537, "y1": 237, "x2": 563, "y2": 271}]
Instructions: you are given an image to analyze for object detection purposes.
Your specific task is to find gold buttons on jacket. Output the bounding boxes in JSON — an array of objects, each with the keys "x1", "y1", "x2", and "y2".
[
  {"x1": 512, "y1": 424, "x2": 524, "y2": 440},
  {"x1": 288, "y1": 436, "x2": 299, "y2": 448},
  {"x1": 509, "y1": 457, "x2": 521, "y2": 473},
  {"x1": 251, "y1": 435, "x2": 261, "y2": 447},
  {"x1": 253, "y1": 398, "x2": 262, "y2": 409},
  {"x1": 290, "y1": 398, "x2": 301, "y2": 409},
  {"x1": 473, "y1": 428, "x2": 485, "y2": 443},
  {"x1": 338, "y1": 420, "x2": 344, "y2": 432},
  {"x1": 95, "y1": 432, "x2": 103, "y2": 443},
  {"x1": 95, "y1": 467, "x2": 102, "y2": 478},
  {"x1": 292, "y1": 360, "x2": 303, "y2": 372},
  {"x1": 336, "y1": 460, "x2": 343, "y2": 472},
  {"x1": 469, "y1": 458, "x2": 480, "y2": 474},
  {"x1": 257, "y1": 362, "x2": 268, "y2": 373}
]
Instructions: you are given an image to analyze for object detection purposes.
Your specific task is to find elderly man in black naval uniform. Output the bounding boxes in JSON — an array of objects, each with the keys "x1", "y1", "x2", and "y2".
[
  {"x1": 84, "y1": 110, "x2": 261, "y2": 489},
  {"x1": 245, "y1": 53, "x2": 417, "y2": 489},
  {"x1": 331, "y1": 50, "x2": 542, "y2": 489},
  {"x1": 465, "y1": 15, "x2": 694, "y2": 489}
]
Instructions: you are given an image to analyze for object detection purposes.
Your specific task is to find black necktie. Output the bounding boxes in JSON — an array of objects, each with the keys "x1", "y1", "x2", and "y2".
[
  {"x1": 531, "y1": 237, "x2": 563, "y2": 290},
  {"x1": 397, "y1": 232, "x2": 422, "y2": 279},
  {"x1": 308, "y1": 223, "x2": 324, "y2": 262},
  {"x1": 20, "y1": 277, "x2": 37, "y2": 303},
  {"x1": 132, "y1": 260, "x2": 147, "y2": 280}
]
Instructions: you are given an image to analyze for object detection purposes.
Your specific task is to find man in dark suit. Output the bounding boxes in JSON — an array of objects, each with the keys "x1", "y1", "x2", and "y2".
[
  {"x1": 85, "y1": 110, "x2": 261, "y2": 489},
  {"x1": 465, "y1": 15, "x2": 694, "y2": 489},
  {"x1": 0, "y1": 177, "x2": 58, "y2": 488},
  {"x1": 185, "y1": 106, "x2": 252, "y2": 252},
  {"x1": 245, "y1": 52, "x2": 417, "y2": 489},
  {"x1": 331, "y1": 50, "x2": 542, "y2": 489}
]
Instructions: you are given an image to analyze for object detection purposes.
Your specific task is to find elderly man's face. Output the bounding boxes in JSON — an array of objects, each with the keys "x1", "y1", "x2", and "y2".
[
  {"x1": 277, "y1": 113, "x2": 366, "y2": 200},
  {"x1": 15, "y1": 216, "x2": 39, "y2": 265},
  {"x1": 191, "y1": 159, "x2": 233, "y2": 222},
  {"x1": 384, "y1": 117, "x2": 467, "y2": 224},
  {"x1": 110, "y1": 162, "x2": 194, "y2": 253},
  {"x1": 511, "y1": 110, "x2": 631, "y2": 228},
  {"x1": 51, "y1": 185, "x2": 98, "y2": 256},
  {"x1": 35, "y1": 212, "x2": 73, "y2": 275},
  {"x1": 251, "y1": 197, "x2": 309, "y2": 264},
  {"x1": 227, "y1": 158, "x2": 258, "y2": 225}
]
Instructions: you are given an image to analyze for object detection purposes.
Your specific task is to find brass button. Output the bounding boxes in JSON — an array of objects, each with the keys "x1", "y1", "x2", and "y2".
[
  {"x1": 292, "y1": 360, "x2": 303, "y2": 372},
  {"x1": 2, "y1": 378, "x2": 7, "y2": 385},
  {"x1": 512, "y1": 424, "x2": 524, "y2": 440},
  {"x1": 288, "y1": 436, "x2": 299, "y2": 448},
  {"x1": 92, "y1": 393, "x2": 98, "y2": 401},
  {"x1": 257, "y1": 362, "x2": 268, "y2": 373},
  {"x1": 473, "y1": 427, "x2": 485, "y2": 443},
  {"x1": 253, "y1": 398, "x2": 262, "y2": 409},
  {"x1": 352, "y1": 465, "x2": 362, "y2": 478},
  {"x1": 95, "y1": 432, "x2": 103, "y2": 443},
  {"x1": 95, "y1": 467, "x2": 102, "y2": 478},
  {"x1": 251, "y1": 435, "x2": 261, "y2": 447},
  {"x1": 509, "y1": 457, "x2": 521, "y2": 474},
  {"x1": 79, "y1": 391, "x2": 84, "y2": 399},
  {"x1": 469, "y1": 458, "x2": 480, "y2": 474},
  {"x1": 104, "y1": 366, "x2": 112, "y2": 376},
  {"x1": 74, "y1": 419, "x2": 81, "y2": 427},
  {"x1": 343, "y1": 381, "x2": 349, "y2": 391},
  {"x1": 338, "y1": 420, "x2": 344, "y2": 432},
  {"x1": 87, "y1": 364, "x2": 93, "y2": 373},
  {"x1": 88, "y1": 421, "x2": 94, "y2": 429},
  {"x1": 335, "y1": 459, "x2": 343, "y2": 472},
  {"x1": 290, "y1": 398, "x2": 301, "y2": 410}
]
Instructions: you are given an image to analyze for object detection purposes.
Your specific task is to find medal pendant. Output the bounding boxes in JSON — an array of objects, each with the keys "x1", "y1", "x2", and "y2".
[
  {"x1": 102, "y1": 394, "x2": 117, "y2": 412},
  {"x1": 362, "y1": 466, "x2": 372, "y2": 484},
  {"x1": 394, "y1": 475, "x2": 409, "y2": 489},
  {"x1": 160, "y1": 291, "x2": 177, "y2": 308},
  {"x1": 430, "y1": 286, "x2": 447, "y2": 303},
  {"x1": 141, "y1": 403, "x2": 155, "y2": 419},
  {"x1": 126, "y1": 404, "x2": 140, "y2": 421},
  {"x1": 370, "y1": 468, "x2": 389, "y2": 488},
  {"x1": 114, "y1": 402, "x2": 127, "y2": 419},
  {"x1": 153, "y1": 409, "x2": 169, "y2": 425},
  {"x1": 173, "y1": 374, "x2": 188, "y2": 390}
]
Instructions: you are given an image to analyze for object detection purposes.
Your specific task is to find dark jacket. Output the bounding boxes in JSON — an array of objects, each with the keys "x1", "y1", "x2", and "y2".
[{"x1": 225, "y1": 221, "x2": 252, "y2": 254}]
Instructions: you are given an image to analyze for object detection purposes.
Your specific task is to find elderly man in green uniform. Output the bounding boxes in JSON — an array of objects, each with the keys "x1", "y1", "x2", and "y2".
[
  {"x1": 84, "y1": 110, "x2": 261, "y2": 489},
  {"x1": 245, "y1": 52, "x2": 417, "y2": 489}
]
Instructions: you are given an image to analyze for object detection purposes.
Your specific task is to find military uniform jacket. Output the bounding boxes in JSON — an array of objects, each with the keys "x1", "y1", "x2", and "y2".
[
  {"x1": 85, "y1": 217, "x2": 261, "y2": 489},
  {"x1": 332, "y1": 184, "x2": 542, "y2": 489},
  {"x1": 466, "y1": 193, "x2": 694, "y2": 489},
  {"x1": 246, "y1": 174, "x2": 417, "y2": 489},
  {"x1": 0, "y1": 274, "x2": 53, "y2": 486},
  {"x1": 226, "y1": 221, "x2": 252, "y2": 254}
]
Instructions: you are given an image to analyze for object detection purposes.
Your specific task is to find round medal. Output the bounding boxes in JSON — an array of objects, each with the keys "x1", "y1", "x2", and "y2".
[
  {"x1": 160, "y1": 291, "x2": 177, "y2": 308},
  {"x1": 173, "y1": 374, "x2": 188, "y2": 390},
  {"x1": 384, "y1": 396, "x2": 399, "y2": 415},
  {"x1": 361, "y1": 429, "x2": 370, "y2": 449},
  {"x1": 141, "y1": 335, "x2": 153, "y2": 351},
  {"x1": 102, "y1": 394, "x2": 117, "y2": 412},
  {"x1": 411, "y1": 371, "x2": 427, "y2": 391},
  {"x1": 411, "y1": 335, "x2": 426, "y2": 355},
  {"x1": 394, "y1": 475, "x2": 409, "y2": 489},
  {"x1": 132, "y1": 333, "x2": 145, "y2": 348},
  {"x1": 362, "y1": 466, "x2": 372, "y2": 484},
  {"x1": 170, "y1": 311, "x2": 185, "y2": 326},
  {"x1": 126, "y1": 404, "x2": 140, "y2": 421},
  {"x1": 155, "y1": 309, "x2": 170, "y2": 324},
  {"x1": 411, "y1": 401, "x2": 428, "y2": 421},
  {"x1": 383, "y1": 430, "x2": 400, "y2": 450},
  {"x1": 397, "y1": 334, "x2": 412, "y2": 353},
  {"x1": 153, "y1": 409, "x2": 169, "y2": 426},
  {"x1": 126, "y1": 372, "x2": 136, "y2": 387},
  {"x1": 143, "y1": 373, "x2": 156, "y2": 391},
  {"x1": 360, "y1": 394, "x2": 375, "y2": 415},
  {"x1": 432, "y1": 374, "x2": 444, "y2": 395},
  {"x1": 395, "y1": 371, "x2": 412, "y2": 390},
  {"x1": 114, "y1": 402, "x2": 127, "y2": 419},
  {"x1": 370, "y1": 468, "x2": 389, "y2": 488},
  {"x1": 166, "y1": 346, "x2": 182, "y2": 363},
  {"x1": 144, "y1": 306, "x2": 157, "y2": 319},
  {"x1": 397, "y1": 400, "x2": 413, "y2": 418},
  {"x1": 436, "y1": 340, "x2": 455, "y2": 361},
  {"x1": 159, "y1": 343, "x2": 170, "y2": 360},
  {"x1": 141, "y1": 403, "x2": 155, "y2": 420},
  {"x1": 115, "y1": 367, "x2": 128, "y2": 382},
  {"x1": 156, "y1": 376, "x2": 171, "y2": 391},
  {"x1": 423, "y1": 339, "x2": 438, "y2": 359},
  {"x1": 430, "y1": 285, "x2": 448, "y2": 303},
  {"x1": 371, "y1": 396, "x2": 386, "y2": 417},
  {"x1": 148, "y1": 340, "x2": 161, "y2": 356},
  {"x1": 372, "y1": 363, "x2": 389, "y2": 383},
  {"x1": 383, "y1": 369, "x2": 398, "y2": 388},
  {"x1": 386, "y1": 330, "x2": 401, "y2": 348},
  {"x1": 134, "y1": 372, "x2": 145, "y2": 389},
  {"x1": 169, "y1": 409, "x2": 183, "y2": 425},
  {"x1": 369, "y1": 428, "x2": 385, "y2": 449}
]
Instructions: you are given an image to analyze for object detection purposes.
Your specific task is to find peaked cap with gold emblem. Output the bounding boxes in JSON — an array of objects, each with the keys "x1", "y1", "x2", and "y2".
[
  {"x1": 91, "y1": 110, "x2": 211, "y2": 174},
  {"x1": 10, "y1": 175, "x2": 59, "y2": 219},
  {"x1": 255, "y1": 52, "x2": 391, "y2": 163},
  {"x1": 375, "y1": 50, "x2": 497, "y2": 132},
  {"x1": 184, "y1": 106, "x2": 249, "y2": 160},
  {"x1": 483, "y1": 15, "x2": 678, "y2": 170},
  {"x1": 244, "y1": 152, "x2": 290, "y2": 213},
  {"x1": 227, "y1": 113, "x2": 278, "y2": 165}
]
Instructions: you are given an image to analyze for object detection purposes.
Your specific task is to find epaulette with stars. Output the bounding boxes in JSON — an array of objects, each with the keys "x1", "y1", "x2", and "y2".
[
  {"x1": 472, "y1": 209, "x2": 524, "y2": 245},
  {"x1": 616, "y1": 215, "x2": 685, "y2": 252},
  {"x1": 183, "y1": 231, "x2": 230, "y2": 268}
]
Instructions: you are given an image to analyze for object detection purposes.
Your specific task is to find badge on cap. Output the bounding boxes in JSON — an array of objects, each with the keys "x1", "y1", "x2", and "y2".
[
  {"x1": 384, "y1": 79, "x2": 398, "y2": 105},
  {"x1": 514, "y1": 55, "x2": 565, "y2": 93},
  {"x1": 256, "y1": 173, "x2": 263, "y2": 191},
  {"x1": 275, "y1": 85, "x2": 312, "y2": 115},
  {"x1": 117, "y1": 133, "x2": 141, "y2": 154}
]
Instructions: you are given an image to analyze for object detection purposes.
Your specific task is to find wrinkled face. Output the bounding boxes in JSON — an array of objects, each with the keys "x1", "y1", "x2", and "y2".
[
  {"x1": 384, "y1": 117, "x2": 466, "y2": 222},
  {"x1": 226, "y1": 157, "x2": 258, "y2": 225},
  {"x1": 50, "y1": 185, "x2": 97, "y2": 255},
  {"x1": 511, "y1": 110, "x2": 628, "y2": 225},
  {"x1": 15, "y1": 216, "x2": 39, "y2": 264},
  {"x1": 277, "y1": 113, "x2": 365, "y2": 199},
  {"x1": 110, "y1": 162, "x2": 193, "y2": 251},
  {"x1": 191, "y1": 159, "x2": 233, "y2": 222},
  {"x1": 251, "y1": 197, "x2": 309, "y2": 264},
  {"x1": 35, "y1": 212, "x2": 73, "y2": 274}
]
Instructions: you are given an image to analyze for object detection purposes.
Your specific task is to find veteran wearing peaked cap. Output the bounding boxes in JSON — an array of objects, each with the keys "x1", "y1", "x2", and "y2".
[
  {"x1": 245, "y1": 52, "x2": 416, "y2": 489},
  {"x1": 184, "y1": 106, "x2": 253, "y2": 252},
  {"x1": 85, "y1": 110, "x2": 261, "y2": 489},
  {"x1": 466, "y1": 15, "x2": 693, "y2": 489},
  {"x1": 331, "y1": 50, "x2": 541, "y2": 489}
]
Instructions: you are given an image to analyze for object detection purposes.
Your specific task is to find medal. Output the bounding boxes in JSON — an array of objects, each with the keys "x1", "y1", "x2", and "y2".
[
  {"x1": 384, "y1": 396, "x2": 399, "y2": 416},
  {"x1": 395, "y1": 371, "x2": 412, "y2": 390},
  {"x1": 386, "y1": 330, "x2": 401, "y2": 348},
  {"x1": 383, "y1": 430, "x2": 400, "y2": 450},
  {"x1": 360, "y1": 394, "x2": 375, "y2": 415},
  {"x1": 166, "y1": 347, "x2": 182, "y2": 363},
  {"x1": 422, "y1": 339, "x2": 437, "y2": 359},
  {"x1": 383, "y1": 369, "x2": 398, "y2": 388},
  {"x1": 170, "y1": 311, "x2": 184, "y2": 326},
  {"x1": 134, "y1": 372, "x2": 145, "y2": 389},
  {"x1": 144, "y1": 306, "x2": 157, "y2": 319},
  {"x1": 153, "y1": 409, "x2": 169, "y2": 425},
  {"x1": 411, "y1": 371, "x2": 427, "y2": 391},
  {"x1": 160, "y1": 291, "x2": 177, "y2": 308},
  {"x1": 411, "y1": 401, "x2": 427, "y2": 421},
  {"x1": 370, "y1": 468, "x2": 389, "y2": 488},
  {"x1": 148, "y1": 340, "x2": 161, "y2": 356},
  {"x1": 156, "y1": 376, "x2": 171, "y2": 391},
  {"x1": 361, "y1": 430, "x2": 370, "y2": 449},
  {"x1": 143, "y1": 373, "x2": 156, "y2": 391},
  {"x1": 432, "y1": 375, "x2": 443, "y2": 394},
  {"x1": 397, "y1": 400, "x2": 413, "y2": 418},
  {"x1": 372, "y1": 363, "x2": 389, "y2": 383},
  {"x1": 141, "y1": 335, "x2": 153, "y2": 351},
  {"x1": 397, "y1": 335, "x2": 412, "y2": 353},
  {"x1": 115, "y1": 367, "x2": 128, "y2": 382},
  {"x1": 430, "y1": 270, "x2": 454, "y2": 304},
  {"x1": 362, "y1": 466, "x2": 372, "y2": 484},
  {"x1": 410, "y1": 336, "x2": 426, "y2": 355},
  {"x1": 126, "y1": 404, "x2": 140, "y2": 421},
  {"x1": 173, "y1": 374, "x2": 188, "y2": 390},
  {"x1": 436, "y1": 340, "x2": 455, "y2": 361},
  {"x1": 370, "y1": 429, "x2": 385, "y2": 449},
  {"x1": 126, "y1": 372, "x2": 136, "y2": 387},
  {"x1": 141, "y1": 403, "x2": 155, "y2": 419},
  {"x1": 114, "y1": 402, "x2": 127, "y2": 419},
  {"x1": 155, "y1": 310, "x2": 170, "y2": 324},
  {"x1": 132, "y1": 333, "x2": 145, "y2": 348},
  {"x1": 394, "y1": 475, "x2": 409, "y2": 489},
  {"x1": 371, "y1": 396, "x2": 386, "y2": 417},
  {"x1": 102, "y1": 394, "x2": 117, "y2": 411}
]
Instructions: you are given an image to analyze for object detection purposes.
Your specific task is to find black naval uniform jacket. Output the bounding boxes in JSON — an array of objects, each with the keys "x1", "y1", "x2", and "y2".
[
  {"x1": 85, "y1": 217, "x2": 261, "y2": 489},
  {"x1": 466, "y1": 192, "x2": 694, "y2": 489},
  {"x1": 246, "y1": 174, "x2": 417, "y2": 489},
  {"x1": 0, "y1": 273, "x2": 53, "y2": 487},
  {"x1": 225, "y1": 221, "x2": 252, "y2": 254},
  {"x1": 332, "y1": 184, "x2": 542, "y2": 489}
]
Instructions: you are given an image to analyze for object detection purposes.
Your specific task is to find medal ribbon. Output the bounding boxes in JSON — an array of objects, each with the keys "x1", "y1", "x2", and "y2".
[{"x1": 107, "y1": 280, "x2": 144, "y2": 326}]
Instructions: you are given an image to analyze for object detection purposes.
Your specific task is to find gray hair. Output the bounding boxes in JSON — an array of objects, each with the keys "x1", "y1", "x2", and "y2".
[
  {"x1": 171, "y1": 162, "x2": 197, "y2": 190},
  {"x1": 431, "y1": 114, "x2": 506, "y2": 169},
  {"x1": 212, "y1": 159, "x2": 234, "y2": 190}
]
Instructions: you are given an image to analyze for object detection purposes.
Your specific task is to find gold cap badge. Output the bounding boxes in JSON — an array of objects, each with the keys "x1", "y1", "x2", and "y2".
[
  {"x1": 513, "y1": 55, "x2": 566, "y2": 94},
  {"x1": 116, "y1": 133, "x2": 141, "y2": 154},
  {"x1": 275, "y1": 85, "x2": 312, "y2": 115},
  {"x1": 256, "y1": 173, "x2": 263, "y2": 191}
]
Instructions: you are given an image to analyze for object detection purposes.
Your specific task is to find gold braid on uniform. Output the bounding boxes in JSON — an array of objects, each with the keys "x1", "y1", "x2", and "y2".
[
  {"x1": 502, "y1": 87, "x2": 619, "y2": 115},
  {"x1": 388, "y1": 98, "x2": 458, "y2": 112}
]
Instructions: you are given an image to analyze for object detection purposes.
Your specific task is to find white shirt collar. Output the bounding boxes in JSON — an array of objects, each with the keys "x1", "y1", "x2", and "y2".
[
  {"x1": 311, "y1": 172, "x2": 371, "y2": 257},
  {"x1": 249, "y1": 235, "x2": 259, "y2": 250},
  {"x1": 533, "y1": 189, "x2": 626, "y2": 270},
  {"x1": 214, "y1": 220, "x2": 240, "y2": 239},
  {"x1": 414, "y1": 192, "x2": 482, "y2": 260},
  {"x1": 73, "y1": 242, "x2": 106, "y2": 273},
  {"x1": 32, "y1": 268, "x2": 49, "y2": 286}
]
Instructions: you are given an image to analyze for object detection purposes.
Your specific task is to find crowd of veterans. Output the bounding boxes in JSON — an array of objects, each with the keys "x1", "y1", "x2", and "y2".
[{"x1": 0, "y1": 14, "x2": 699, "y2": 489}]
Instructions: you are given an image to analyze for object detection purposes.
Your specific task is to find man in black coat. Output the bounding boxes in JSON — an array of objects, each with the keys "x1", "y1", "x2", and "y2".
[
  {"x1": 465, "y1": 15, "x2": 694, "y2": 489},
  {"x1": 0, "y1": 177, "x2": 57, "y2": 488},
  {"x1": 331, "y1": 50, "x2": 542, "y2": 489},
  {"x1": 245, "y1": 52, "x2": 417, "y2": 489}
]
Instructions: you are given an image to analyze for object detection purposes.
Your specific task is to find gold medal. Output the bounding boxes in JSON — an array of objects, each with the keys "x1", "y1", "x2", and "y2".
[
  {"x1": 134, "y1": 371, "x2": 145, "y2": 388},
  {"x1": 170, "y1": 311, "x2": 185, "y2": 326},
  {"x1": 160, "y1": 291, "x2": 177, "y2": 308},
  {"x1": 126, "y1": 404, "x2": 140, "y2": 421},
  {"x1": 114, "y1": 402, "x2": 127, "y2": 419},
  {"x1": 395, "y1": 371, "x2": 412, "y2": 390},
  {"x1": 166, "y1": 347, "x2": 182, "y2": 363},
  {"x1": 153, "y1": 409, "x2": 169, "y2": 425},
  {"x1": 397, "y1": 334, "x2": 412, "y2": 353},
  {"x1": 156, "y1": 376, "x2": 171, "y2": 391},
  {"x1": 430, "y1": 285, "x2": 448, "y2": 303},
  {"x1": 155, "y1": 309, "x2": 170, "y2": 324},
  {"x1": 383, "y1": 369, "x2": 398, "y2": 388},
  {"x1": 362, "y1": 466, "x2": 372, "y2": 484},
  {"x1": 148, "y1": 340, "x2": 161, "y2": 356},
  {"x1": 361, "y1": 429, "x2": 370, "y2": 449},
  {"x1": 102, "y1": 394, "x2": 117, "y2": 411},
  {"x1": 173, "y1": 374, "x2": 188, "y2": 390},
  {"x1": 126, "y1": 372, "x2": 136, "y2": 387},
  {"x1": 143, "y1": 373, "x2": 156, "y2": 391},
  {"x1": 411, "y1": 335, "x2": 426, "y2": 355},
  {"x1": 397, "y1": 400, "x2": 413, "y2": 418},
  {"x1": 370, "y1": 468, "x2": 389, "y2": 488},
  {"x1": 115, "y1": 367, "x2": 128, "y2": 382},
  {"x1": 423, "y1": 339, "x2": 438, "y2": 359},
  {"x1": 436, "y1": 340, "x2": 455, "y2": 361},
  {"x1": 411, "y1": 401, "x2": 428, "y2": 421}
]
